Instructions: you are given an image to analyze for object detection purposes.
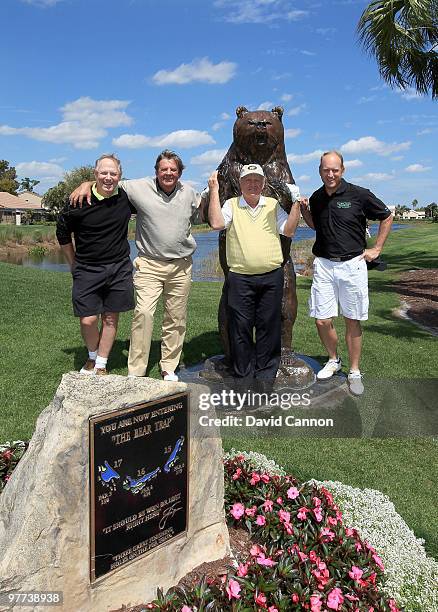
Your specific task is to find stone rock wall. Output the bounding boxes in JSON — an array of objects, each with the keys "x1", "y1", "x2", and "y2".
[{"x1": 0, "y1": 373, "x2": 229, "y2": 611}]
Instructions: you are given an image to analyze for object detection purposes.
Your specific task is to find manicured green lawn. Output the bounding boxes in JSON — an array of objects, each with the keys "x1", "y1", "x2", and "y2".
[{"x1": 0, "y1": 223, "x2": 437, "y2": 557}]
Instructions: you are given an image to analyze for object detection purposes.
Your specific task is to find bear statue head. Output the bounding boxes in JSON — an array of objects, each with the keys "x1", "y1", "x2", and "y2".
[{"x1": 232, "y1": 106, "x2": 285, "y2": 164}]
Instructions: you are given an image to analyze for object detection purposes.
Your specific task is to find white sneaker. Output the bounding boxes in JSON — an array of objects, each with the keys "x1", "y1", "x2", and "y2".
[
  {"x1": 316, "y1": 358, "x2": 342, "y2": 380},
  {"x1": 162, "y1": 371, "x2": 179, "y2": 382},
  {"x1": 348, "y1": 371, "x2": 364, "y2": 396}
]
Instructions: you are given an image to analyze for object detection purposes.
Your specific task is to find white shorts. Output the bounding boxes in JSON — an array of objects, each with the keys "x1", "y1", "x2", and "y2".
[{"x1": 309, "y1": 255, "x2": 369, "y2": 321}]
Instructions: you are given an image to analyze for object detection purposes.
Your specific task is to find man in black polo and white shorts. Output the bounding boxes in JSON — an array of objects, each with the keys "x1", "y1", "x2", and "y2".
[
  {"x1": 300, "y1": 151, "x2": 393, "y2": 395},
  {"x1": 56, "y1": 154, "x2": 136, "y2": 375}
]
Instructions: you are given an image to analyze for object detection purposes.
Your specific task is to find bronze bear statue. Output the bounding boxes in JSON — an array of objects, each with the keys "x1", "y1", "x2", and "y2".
[{"x1": 203, "y1": 106, "x2": 299, "y2": 371}]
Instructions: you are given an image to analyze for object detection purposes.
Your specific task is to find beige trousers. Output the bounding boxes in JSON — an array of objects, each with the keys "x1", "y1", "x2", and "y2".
[{"x1": 128, "y1": 256, "x2": 192, "y2": 376}]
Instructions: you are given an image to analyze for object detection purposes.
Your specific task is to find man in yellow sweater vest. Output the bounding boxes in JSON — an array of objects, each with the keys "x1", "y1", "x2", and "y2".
[{"x1": 208, "y1": 164, "x2": 300, "y2": 385}]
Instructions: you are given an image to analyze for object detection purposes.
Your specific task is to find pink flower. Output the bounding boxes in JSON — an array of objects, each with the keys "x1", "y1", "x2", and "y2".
[
  {"x1": 355, "y1": 541, "x2": 363, "y2": 552},
  {"x1": 321, "y1": 486, "x2": 334, "y2": 505},
  {"x1": 230, "y1": 503, "x2": 245, "y2": 520},
  {"x1": 263, "y1": 499, "x2": 274, "y2": 512},
  {"x1": 297, "y1": 506, "x2": 308, "y2": 520},
  {"x1": 321, "y1": 527, "x2": 335, "y2": 542},
  {"x1": 232, "y1": 468, "x2": 242, "y2": 480},
  {"x1": 284, "y1": 521, "x2": 293, "y2": 535},
  {"x1": 181, "y1": 607, "x2": 192, "y2": 612},
  {"x1": 257, "y1": 553, "x2": 276, "y2": 567},
  {"x1": 261, "y1": 473, "x2": 270, "y2": 483},
  {"x1": 291, "y1": 593, "x2": 299, "y2": 604},
  {"x1": 245, "y1": 505, "x2": 257, "y2": 517},
  {"x1": 226, "y1": 578, "x2": 241, "y2": 600},
  {"x1": 255, "y1": 592, "x2": 267, "y2": 607},
  {"x1": 313, "y1": 507, "x2": 323, "y2": 523},
  {"x1": 327, "y1": 587, "x2": 344, "y2": 610},
  {"x1": 349, "y1": 566, "x2": 364, "y2": 581},
  {"x1": 345, "y1": 527, "x2": 355, "y2": 537},
  {"x1": 250, "y1": 472, "x2": 261, "y2": 485},
  {"x1": 268, "y1": 607, "x2": 278, "y2": 612},
  {"x1": 276, "y1": 496, "x2": 283, "y2": 505},
  {"x1": 278, "y1": 509, "x2": 291, "y2": 523},
  {"x1": 297, "y1": 551, "x2": 308, "y2": 562},
  {"x1": 256, "y1": 514, "x2": 266, "y2": 526},
  {"x1": 373, "y1": 553, "x2": 385, "y2": 571},
  {"x1": 346, "y1": 594, "x2": 359, "y2": 602},
  {"x1": 310, "y1": 594, "x2": 322, "y2": 611},
  {"x1": 287, "y1": 486, "x2": 300, "y2": 499},
  {"x1": 237, "y1": 563, "x2": 249, "y2": 577},
  {"x1": 250, "y1": 543, "x2": 263, "y2": 557},
  {"x1": 312, "y1": 496, "x2": 322, "y2": 507},
  {"x1": 328, "y1": 516, "x2": 338, "y2": 526},
  {"x1": 389, "y1": 600, "x2": 400, "y2": 612},
  {"x1": 309, "y1": 551, "x2": 318, "y2": 563}
]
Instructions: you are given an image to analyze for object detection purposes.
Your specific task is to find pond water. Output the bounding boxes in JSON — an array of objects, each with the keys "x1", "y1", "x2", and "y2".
[{"x1": 1, "y1": 224, "x2": 407, "y2": 281}]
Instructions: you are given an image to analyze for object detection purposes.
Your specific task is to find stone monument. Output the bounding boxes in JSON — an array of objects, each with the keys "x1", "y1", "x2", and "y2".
[{"x1": 0, "y1": 373, "x2": 229, "y2": 611}]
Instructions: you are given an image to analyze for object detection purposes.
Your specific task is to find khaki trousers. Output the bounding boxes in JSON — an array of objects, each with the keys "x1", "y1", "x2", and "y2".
[{"x1": 128, "y1": 256, "x2": 192, "y2": 376}]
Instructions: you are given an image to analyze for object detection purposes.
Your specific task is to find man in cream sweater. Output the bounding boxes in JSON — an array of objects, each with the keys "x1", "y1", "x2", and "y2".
[{"x1": 208, "y1": 164, "x2": 300, "y2": 385}]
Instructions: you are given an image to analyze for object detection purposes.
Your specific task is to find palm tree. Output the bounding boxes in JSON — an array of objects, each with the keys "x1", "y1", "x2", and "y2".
[
  {"x1": 19, "y1": 177, "x2": 40, "y2": 193},
  {"x1": 411, "y1": 198, "x2": 418, "y2": 209},
  {"x1": 357, "y1": 0, "x2": 438, "y2": 99}
]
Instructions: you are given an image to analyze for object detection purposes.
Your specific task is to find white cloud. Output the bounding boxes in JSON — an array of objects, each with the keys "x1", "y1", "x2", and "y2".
[
  {"x1": 220, "y1": 112, "x2": 231, "y2": 120},
  {"x1": 405, "y1": 164, "x2": 431, "y2": 173},
  {"x1": 281, "y1": 93, "x2": 293, "y2": 102},
  {"x1": 21, "y1": 0, "x2": 62, "y2": 6},
  {"x1": 284, "y1": 128, "x2": 301, "y2": 139},
  {"x1": 357, "y1": 95, "x2": 376, "y2": 104},
  {"x1": 352, "y1": 173, "x2": 394, "y2": 182},
  {"x1": 0, "y1": 122, "x2": 106, "y2": 149},
  {"x1": 257, "y1": 101, "x2": 274, "y2": 111},
  {"x1": 396, "y1": 87, "x2": 424, "y2": 101},
  {"x1": 288, "y1": 149, "x2": 324, "y2": 164},
  {"x1": 315, "y1": 27, "x2": 337, "y2": 35},
  {"x1": 113, "y1": 130, "x2": 215, "y2": 149},
  {"x1": 417, "y1": 128, "x2": 434, "y2": 135},
  {"x1": 152, "y1": 57, "x2": 236, "y2": 85},
  {"x1": 296, "y1": 174, "x2": 310, "y2": 182},
  {"x1": 300, "y1": 50, "x2": 316, "y2": 56},
  {"x1": 287, "y1": 10, "x2": 309, "y2": 20},
  {"x1": 190, "y1": 149, "x2": 227, "y2": 166},
  {"x1": 0, "y1": 96, "x2": 132, "y2": 149},
  {"x1": 212, "y1": 122, "x2": 225, "y2": 131},
  {"x1": 61, "y1": 97, "x2": 132, "y2": 129},
  {"x1": 16, "y1": 161, "x2": 64, "y2": 178},
  {"x1": 214, "y1": 0, "x2": 308, "y2": 24},
  {"x1": 287, "y1": 104, "x2": 306, "y2": 116},
  {"x1": 341, "y1": 136, "x2": 411, "y2": 156},
  {"x1": 344, "y1": 159, "x2": 363, "y2": 168}
]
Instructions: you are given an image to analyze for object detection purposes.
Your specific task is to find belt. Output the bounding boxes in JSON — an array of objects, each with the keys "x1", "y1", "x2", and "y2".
[{"x1": 325, "y1": 255, "x2": 357, "y2": 262}]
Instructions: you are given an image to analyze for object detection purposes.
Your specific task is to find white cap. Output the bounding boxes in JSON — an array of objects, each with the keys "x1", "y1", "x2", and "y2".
[{"x1": 239, "y1": 164, "x2": 265, "y2": 179}]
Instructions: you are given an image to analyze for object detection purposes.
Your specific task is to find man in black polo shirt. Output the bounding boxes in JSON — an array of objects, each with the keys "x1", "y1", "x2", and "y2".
[
  {"x1": 300, "y1": 151, "x2": 393, "y2": 395},
  {"x1": 56, "y1": 154, "x2": 136, "y2": 375}
]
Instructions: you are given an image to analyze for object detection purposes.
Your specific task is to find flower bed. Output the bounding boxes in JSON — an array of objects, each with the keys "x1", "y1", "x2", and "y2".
[
  {"x1": 0, "y1": 441, "x2": 28, "y2": 492},
  {"x1": 147, "y1": 452, "x2": 400, "y2": 610},
  {"x1": 313, "y1": 480, "x2": 438, "y2": 612}
]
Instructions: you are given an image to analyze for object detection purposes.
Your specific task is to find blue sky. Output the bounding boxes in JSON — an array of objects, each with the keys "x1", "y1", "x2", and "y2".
[{"x1": 2, "y1": 0, "x2": 437, "y2": 206}]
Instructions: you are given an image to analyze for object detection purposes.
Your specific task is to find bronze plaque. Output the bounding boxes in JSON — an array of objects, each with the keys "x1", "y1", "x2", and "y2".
[{"x1": 89, "y1": 392, "x2": 189, "y2": 582}]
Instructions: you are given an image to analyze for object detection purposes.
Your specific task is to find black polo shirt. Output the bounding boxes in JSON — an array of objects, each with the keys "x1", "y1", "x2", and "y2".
[
  {"x1": 56, "y1": 187, "x2": 136, "y2": 264},
  {"x1": 309, "y1": 179, "x2": 392, "y2": 259}
]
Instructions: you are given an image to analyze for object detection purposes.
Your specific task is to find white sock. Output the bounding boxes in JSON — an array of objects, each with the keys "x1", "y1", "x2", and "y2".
[
  {"x1": 95, "y1": 355, "x2": 108, "y2": 369},
  {"x1": 88, "y1": 350, "x2": 98, "y2": 361},
  {"x1": 349, "y1": 369, "x2": 361, "y2": 375}
]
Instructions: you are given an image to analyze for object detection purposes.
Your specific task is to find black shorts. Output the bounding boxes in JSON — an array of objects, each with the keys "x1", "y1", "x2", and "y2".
[{"x1": 72, "y1": 258, "x2": 134, "y2": 317}]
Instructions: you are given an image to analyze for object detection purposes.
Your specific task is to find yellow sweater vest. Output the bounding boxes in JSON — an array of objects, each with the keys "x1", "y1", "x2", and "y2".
[{"x1": 226, "y1": 197, "x2": 283, "y2": 274}]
